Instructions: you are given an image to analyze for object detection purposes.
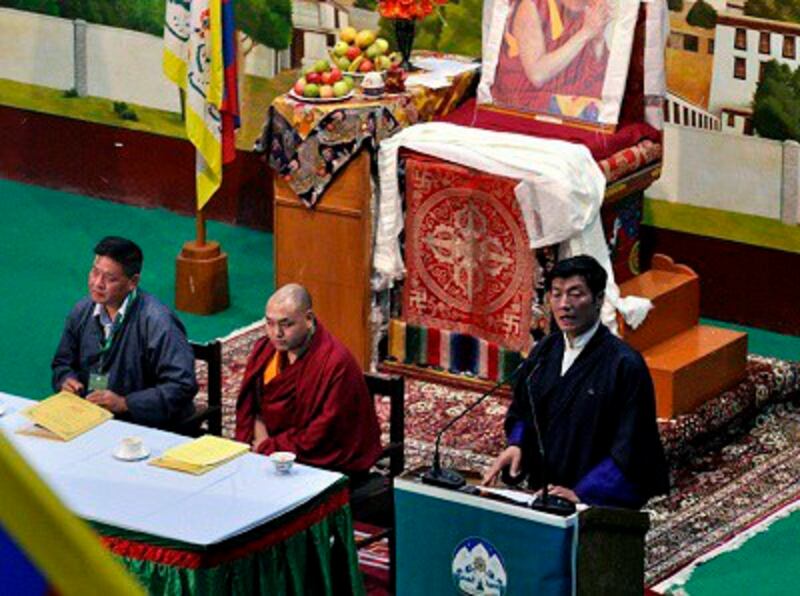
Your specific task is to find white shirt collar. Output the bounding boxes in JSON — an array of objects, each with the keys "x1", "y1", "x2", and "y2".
[
  {"x1": 93, "y1": 292, "x2": 134, "y2": 330},
  {"x1": 563, "y1": 319, "x2": 601, "y2": 350},
  {"x1": 561, "y1": 320, "x2": 601, "y2": 375}
]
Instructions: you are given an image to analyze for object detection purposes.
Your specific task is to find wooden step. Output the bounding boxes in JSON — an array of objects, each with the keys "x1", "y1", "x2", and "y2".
[
  {"x1": 619, "y1": 254, "x2": 699, "y2": 353},
  {"x1": 643, "y1": 325, "x2": 748, "y2": 418}
]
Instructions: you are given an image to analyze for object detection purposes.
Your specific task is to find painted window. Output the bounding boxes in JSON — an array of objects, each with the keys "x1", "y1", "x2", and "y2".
[
  {"x1": 734, "y1": 28, "x2": 747, "y2": 51},
  {"x1": 663, "y1": 102, "x2": 670, "y2": 123},
  {"x1": 708, "y1": 39, "x2": 715, "y2": 54},
  {"x1": 673, "y1": 102, "x2": 680, "y2": 124},
  {"x1": 684, "y1": 35, "x2": 699, "y2": 52},
  {"x1": 734, "y1": 56, "x2": 746, "y2": 80},
  {"x1": 783, "y1": 36, "x2": 796, "y2": 59},
  {"x1": 759, "y1": 31, "x2": 771, "y2": 54},
  {"x1": 727, "y1": 113, "x2": 735, "y2": 127},
  {"x1": 759, "y1": 61, "x2": 767, "y2": 81}
]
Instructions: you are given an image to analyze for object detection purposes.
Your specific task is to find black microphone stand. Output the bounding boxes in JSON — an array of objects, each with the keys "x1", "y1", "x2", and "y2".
[
  {"x1": 421, "y1": 362, "x2": 525, "y2": 490},
  {"x1": 526, "y1": 365, "x2": 576, "y2": 516}
]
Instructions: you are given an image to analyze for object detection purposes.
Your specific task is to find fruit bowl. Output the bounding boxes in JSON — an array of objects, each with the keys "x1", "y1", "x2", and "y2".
[{"x1": 288, "y1": 89, "x2": 354, "y2": 103}]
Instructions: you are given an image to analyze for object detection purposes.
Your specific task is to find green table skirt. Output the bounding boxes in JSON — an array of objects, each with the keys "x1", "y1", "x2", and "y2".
[{"x1": 92, "y1": 481, "x2": 365, "y2": 595}]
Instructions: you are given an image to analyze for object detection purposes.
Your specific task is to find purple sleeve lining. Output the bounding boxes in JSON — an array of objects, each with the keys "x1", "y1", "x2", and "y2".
[{"x1": 574, "y1": 457, "x2": 646, "y2": 509}]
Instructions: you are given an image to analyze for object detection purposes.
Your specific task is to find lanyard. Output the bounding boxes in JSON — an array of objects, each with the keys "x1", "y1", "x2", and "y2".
[{"x1": 96, "y1": 289, "x2": 137, "y2": 370}]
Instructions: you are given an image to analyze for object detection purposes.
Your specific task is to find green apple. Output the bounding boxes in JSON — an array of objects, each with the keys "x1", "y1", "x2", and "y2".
[
  {"x1": 319, "y1": 84, "x2": 334, "y2": 99},
  {"x1": 343, "y1": 76, "x2": 355, "y2": 90},
  {"x1": 303, "y1": 83, "x2": 320, "y2": 98},
  {"x1": 313, "y1": 59, "x2": 330, "y2": 74},
  {"x1": 333, "y1": 41, "x2": 349, "y2": 57},
  {"x1": 375, "y1": 38, "x2": 389, "y2": 54},
  {"x1": 366, "y1": 43, "x2": 382, "y2": 59},
  {"x1": 375, "y1": 55, "x2": 392, "y2": 71},
  {"x1": 332, "y1": 81, "x2": 350, "y2": 97},
  {"x1": 336, "y1": 56, "x2": 351, "y2": 71}
]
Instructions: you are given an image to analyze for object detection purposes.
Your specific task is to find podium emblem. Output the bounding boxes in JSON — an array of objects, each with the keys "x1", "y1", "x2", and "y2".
[{"x1": 452, "y1": 536, "x2": 507, "y2": 595}]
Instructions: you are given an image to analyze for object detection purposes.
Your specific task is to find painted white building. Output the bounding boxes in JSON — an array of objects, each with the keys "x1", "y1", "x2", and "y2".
[
  {"x1": 708, "y1": 13, "x2": 800, "y2": 114},
  {"x1": 664, "y1": 91, "x2": 721, "y2": 131},
  {"x1": 291, "y1": 0, "x2": 351, "y2": 68},
  {"x1": 719, "y1": 105, "x2": 753, "y2": 135}
]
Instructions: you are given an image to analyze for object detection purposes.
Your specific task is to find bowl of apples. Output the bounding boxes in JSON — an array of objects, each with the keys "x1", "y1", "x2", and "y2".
[
  {"x1": 289, "y1": 59, "x2": 355, "y2": 103},
  {"x1": 329, "y1": 26, "x2": 399, "y2": 78}
]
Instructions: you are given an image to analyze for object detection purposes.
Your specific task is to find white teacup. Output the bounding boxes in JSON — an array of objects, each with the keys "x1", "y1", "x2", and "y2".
[
  {"x1": 118, "y1": 436, "x2": 146, "y2": 459},
  {"x1": 270, "y1": 451, "x2": 296, "y2": 474}
]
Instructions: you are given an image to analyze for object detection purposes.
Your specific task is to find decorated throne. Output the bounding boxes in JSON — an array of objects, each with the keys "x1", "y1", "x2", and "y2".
[{"x1": 374, "y1": 0, "x2": 748, "y2": 417}]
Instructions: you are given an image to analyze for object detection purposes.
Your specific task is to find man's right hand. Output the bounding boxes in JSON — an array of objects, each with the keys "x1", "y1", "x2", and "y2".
[
  {"x1": 481, "y1": 446, "x2": 522, "y2": 486},
  {"x1": 60, "y1": 377, "x2": 84, "y2": 395}
]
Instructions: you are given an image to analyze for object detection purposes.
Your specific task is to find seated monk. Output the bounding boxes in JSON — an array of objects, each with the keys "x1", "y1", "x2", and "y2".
[{"x1": 234, "y1": 283, "x2": 382, "y2": 475}]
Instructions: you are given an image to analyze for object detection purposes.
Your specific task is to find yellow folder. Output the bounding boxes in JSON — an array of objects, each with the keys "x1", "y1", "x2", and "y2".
[
  {"x1": 149, "y1": 435, "x2": 249, "y2": 475},
  {"x1": 20, "y1": 391, "x2": 113, "y2": 441}
]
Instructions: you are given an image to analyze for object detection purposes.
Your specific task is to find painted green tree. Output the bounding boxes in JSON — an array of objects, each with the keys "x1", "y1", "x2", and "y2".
[
  {"x1": 0, "y1": 0, "x2": 60, "y2": 16},
  {"x1": 744, "y1": 0, "x2": 800, "y2": 23},
  {"x1": 437, "y1": 0, "x2": 482, "y2": 58},
  {"x1": 238, "y1": 0, "x2": 292, "y2": 51},
  {"x1": 752, "y1": 60, "x2": 800, "y2": 142},
  {"x1": 686, "y1": 0, "x2": 717, "y2": 29},
  {"x1": 59, "y1": 0, "x2": 164, "y2": 36}
]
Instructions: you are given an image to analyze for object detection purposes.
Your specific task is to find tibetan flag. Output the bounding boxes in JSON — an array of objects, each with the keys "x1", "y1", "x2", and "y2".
[
  {"x1": 0, "y1": 433, "x2": 142, "y2": 595},
  {"x1": 163, "y1": 0, "x2": 240, "y2": 210}
]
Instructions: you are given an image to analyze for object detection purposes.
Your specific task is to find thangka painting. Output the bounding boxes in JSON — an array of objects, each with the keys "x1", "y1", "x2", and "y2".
[{"x1": 478, "y1": 0, "x2": 643, "y2": 128}]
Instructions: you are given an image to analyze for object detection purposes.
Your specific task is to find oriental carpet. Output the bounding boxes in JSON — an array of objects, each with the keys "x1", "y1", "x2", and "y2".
[{"x1": 205, "y1": 323, "x2": 800, "y2": 589}]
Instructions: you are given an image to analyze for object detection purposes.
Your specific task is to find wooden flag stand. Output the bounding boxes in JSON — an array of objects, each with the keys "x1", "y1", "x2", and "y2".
[{"x1": 175, "y1": 209, "x2": 230, "y2": 315}]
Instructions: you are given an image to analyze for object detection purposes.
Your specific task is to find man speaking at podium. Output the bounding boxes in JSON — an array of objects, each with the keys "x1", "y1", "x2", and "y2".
[{"x1": 483, "y1": 255, "x2": 669, "y2": 508}]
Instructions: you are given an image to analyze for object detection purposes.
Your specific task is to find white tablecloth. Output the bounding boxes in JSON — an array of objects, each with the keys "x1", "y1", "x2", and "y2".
[{"x1": 0, "y1": 393, "x2": 343, "y2": 546}]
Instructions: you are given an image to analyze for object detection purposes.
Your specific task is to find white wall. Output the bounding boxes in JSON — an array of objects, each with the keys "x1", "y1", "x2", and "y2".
[
  {"x1": 0, "y1": 8, "x2": 74, "y2": 90},
  {"x1": 86, "y1": 23, "x2": 180, "y2": 113},
  {"x1": 649, "y1": 124, "x2": 785, "y2": 220}
]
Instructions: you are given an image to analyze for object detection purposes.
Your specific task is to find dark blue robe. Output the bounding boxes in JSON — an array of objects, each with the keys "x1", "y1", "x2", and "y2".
[
  {"x1": 506, "y1": 324, "x2": 669, "y2": 507},
  {"x1": 51, "y1": 290, "x2": 197, "y2": 429}
]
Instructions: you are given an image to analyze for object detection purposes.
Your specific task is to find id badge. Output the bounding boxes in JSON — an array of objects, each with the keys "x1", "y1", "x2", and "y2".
[{"x1": 88, "y1": 373, "x2": 109, "y2": 392}]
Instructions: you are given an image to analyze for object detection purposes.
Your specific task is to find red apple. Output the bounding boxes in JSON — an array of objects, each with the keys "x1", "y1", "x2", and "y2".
[
  {"x1": 319, "y1": 84, "x2": 334, "y2": 99},
  {"x1": 293, "y1": 78, "x2": 307, "y2": 95},
  {"x1": 358, "y1": 58, "x2": 374, "y2": 73},
  {"x1": 306, "y1": 72, "x2": 321, "y2": 84},
  {"x1": 321, "y1": 71, "x2": 333, "y2": 85},
  {"x1": 345, "y1": 45, "x2": 361, "y2": 61},
  {"x1": 330, "y1": 68, "x2": 342, "y2": 82}
]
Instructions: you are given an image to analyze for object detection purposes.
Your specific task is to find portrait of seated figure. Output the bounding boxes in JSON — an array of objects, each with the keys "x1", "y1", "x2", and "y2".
[{"x1": 482, "y1": 0, "x2": 638, "y2": 127}]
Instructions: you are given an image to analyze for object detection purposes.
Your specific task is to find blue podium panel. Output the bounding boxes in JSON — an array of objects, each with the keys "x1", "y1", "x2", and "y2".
[{"x1": 395, "y1": 479, "x2": 579, "y2": 596}]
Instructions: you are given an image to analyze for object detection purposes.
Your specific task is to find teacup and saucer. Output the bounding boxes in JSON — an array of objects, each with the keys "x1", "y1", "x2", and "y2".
[
  {"x1": 113, "y1": 436, "x2": 150, "y2": 461},
  {"x1": 269, "y1": 451, "x2": 296, "y2": 474}
]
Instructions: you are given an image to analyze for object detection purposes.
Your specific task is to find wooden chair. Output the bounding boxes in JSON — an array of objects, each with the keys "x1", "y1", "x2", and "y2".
[
  {"x1": 175, "y1": 340, "x2": 223, "y2": 437},
  {"x1": 350, "y1": 372, "x2": 405, "y2": 586}
]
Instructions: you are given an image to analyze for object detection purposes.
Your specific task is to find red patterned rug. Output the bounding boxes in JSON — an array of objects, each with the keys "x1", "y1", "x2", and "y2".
[
  {"x1": 206, "y1": 323, "x2": 800, "y2": 589},
  {"x1": 401, "y1": 155, "x2": 535, "y2": 353}
]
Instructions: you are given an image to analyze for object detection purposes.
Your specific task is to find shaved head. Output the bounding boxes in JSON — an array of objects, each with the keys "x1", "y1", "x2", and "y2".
[
  {"x1": 265, "y1": 284, "x2": 314, "y2": 357},
  {"x1": 268, "y1": 283, "x2": 312, "y2": 313}
]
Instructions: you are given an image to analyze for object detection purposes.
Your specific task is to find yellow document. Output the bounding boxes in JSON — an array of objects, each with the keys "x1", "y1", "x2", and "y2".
[
  {"x1": 20, "y1": 391, "x2": 112, "y2": 441},
  {"x1": 149, "y1": 435, "x2": 249, "y2": 475}
]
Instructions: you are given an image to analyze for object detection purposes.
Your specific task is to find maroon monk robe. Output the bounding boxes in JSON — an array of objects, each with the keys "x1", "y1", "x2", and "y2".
[{"x1": 235, "y1": 321, "x2": 382, "y2": 474}]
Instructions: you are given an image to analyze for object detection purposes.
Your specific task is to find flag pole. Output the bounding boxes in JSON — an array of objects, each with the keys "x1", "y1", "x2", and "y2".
[
  {"x1": 196, "y1": 207, "x2": 207, "y2": 246},
  {"x1": 176, "y1": 203, "x2": 229, "y2": 315}
]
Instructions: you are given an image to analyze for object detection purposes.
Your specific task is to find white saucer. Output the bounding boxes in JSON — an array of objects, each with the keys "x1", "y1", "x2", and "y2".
[
  {"x1": 0, "y1": 402, "x2": 6, "y2": 416},
  {"x1": 113, "y1": 446, "x2": 150, "y2": 462}
]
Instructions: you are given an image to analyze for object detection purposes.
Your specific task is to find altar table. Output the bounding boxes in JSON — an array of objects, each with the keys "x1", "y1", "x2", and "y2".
[{"x1": 0, "y1": 393, "x2": 364, "y2": 595}]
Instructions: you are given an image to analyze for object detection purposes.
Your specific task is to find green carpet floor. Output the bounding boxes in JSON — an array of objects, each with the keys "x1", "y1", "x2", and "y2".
[
  {"x1": 666, "y1": 509, "x2": 800, "y2": 595},
  {"x1": 0, "y1": 178, "x2": 272, "y2": 399}
]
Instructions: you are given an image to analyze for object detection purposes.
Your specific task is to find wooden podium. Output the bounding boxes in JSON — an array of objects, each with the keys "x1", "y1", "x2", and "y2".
[
  {"x1": 394, "y1": 476, "x2": 650, "y2": 595},
  {"x1": 274, "y1": 151, "x2": 374, "y2": 368}
]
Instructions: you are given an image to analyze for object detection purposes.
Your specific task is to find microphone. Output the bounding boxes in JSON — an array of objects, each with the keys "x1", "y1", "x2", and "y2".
[{"x1": 421, "y1": 361, "x2": 526, "y2": 490}]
